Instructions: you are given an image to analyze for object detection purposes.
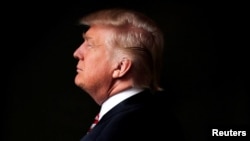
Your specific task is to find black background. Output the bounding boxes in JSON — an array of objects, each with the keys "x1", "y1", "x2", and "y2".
[{"x1": 2, "y1": 0, "x2": 248, "y2": 141}]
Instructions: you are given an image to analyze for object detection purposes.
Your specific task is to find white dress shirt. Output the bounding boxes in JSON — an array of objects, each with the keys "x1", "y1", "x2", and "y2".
[{"x1": 98, "y1": 87, "x2": 144, "y2": 120}]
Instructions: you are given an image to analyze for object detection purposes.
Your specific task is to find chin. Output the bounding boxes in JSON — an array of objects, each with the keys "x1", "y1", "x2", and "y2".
[{"x1": 74, "y1": 76, "x2": 81, "y2": 86}]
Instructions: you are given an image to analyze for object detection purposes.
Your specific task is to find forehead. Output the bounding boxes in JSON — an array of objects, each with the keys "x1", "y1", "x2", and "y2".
[{"x1": 83, "y1": 25, "x2": 114, "y2": 43}]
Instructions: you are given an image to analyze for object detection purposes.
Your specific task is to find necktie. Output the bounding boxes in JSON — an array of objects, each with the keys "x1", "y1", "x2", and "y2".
[{"x1": 87, "y1": 113, "x2": 99, "y2": 133}]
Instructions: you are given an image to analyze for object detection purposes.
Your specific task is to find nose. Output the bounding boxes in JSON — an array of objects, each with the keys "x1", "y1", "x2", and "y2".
[{"x1": 73, "y1": 47, "x2": 81, "y2": 60}]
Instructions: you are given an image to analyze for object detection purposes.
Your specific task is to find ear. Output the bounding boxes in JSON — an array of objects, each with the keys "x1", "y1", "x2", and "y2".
[{"x1": 112, "y1": 58, "x2": 132, "y2": 78}]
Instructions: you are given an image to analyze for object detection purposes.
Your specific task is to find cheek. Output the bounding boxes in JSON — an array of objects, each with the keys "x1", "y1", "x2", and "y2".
[
  {"x1": 84, "y1": 52, "x2": 113, "y2": 78},
  {"x1": 90, "y1": 61, "x2": 113, "y2": 79}
]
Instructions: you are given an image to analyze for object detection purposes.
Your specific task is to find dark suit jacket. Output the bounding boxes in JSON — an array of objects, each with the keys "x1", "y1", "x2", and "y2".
[{"x1": 80, "y1": 89, "x2": 186, "y2": 141}]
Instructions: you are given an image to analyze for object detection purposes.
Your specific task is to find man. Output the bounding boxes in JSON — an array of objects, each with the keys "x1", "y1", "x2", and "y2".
[{"x1": 73, "y1": 8, "x2": 185, "y2": 141}]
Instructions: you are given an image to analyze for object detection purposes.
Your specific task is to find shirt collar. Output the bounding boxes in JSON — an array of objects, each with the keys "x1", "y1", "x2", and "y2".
[{"x1": 99, "y1": 87, "x2": 144, "y2": 120}]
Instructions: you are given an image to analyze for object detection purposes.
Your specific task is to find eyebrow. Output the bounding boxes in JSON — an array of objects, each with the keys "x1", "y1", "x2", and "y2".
[{"x1": 82, "y1": 33, "x2": 93, "y2": 40}]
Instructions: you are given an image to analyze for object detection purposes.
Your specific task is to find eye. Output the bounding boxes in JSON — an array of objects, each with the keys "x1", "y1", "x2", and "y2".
[
  {"x1": 87, "y1": 43, "x2": 93, "y2": 48},
  {"x1": 83, "y1": 41, "x2": 93, "y2": 48}
]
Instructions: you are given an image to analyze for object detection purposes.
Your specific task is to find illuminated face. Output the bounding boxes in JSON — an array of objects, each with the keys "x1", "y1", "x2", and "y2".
[{"x1": 73, "y1": 25, "x2": 115, "y2": 104}]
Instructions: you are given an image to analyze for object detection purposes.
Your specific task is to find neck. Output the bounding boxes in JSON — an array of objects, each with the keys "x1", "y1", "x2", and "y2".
[{"x1": 97, "y1": 79, "x2": 135, "y2": 105}]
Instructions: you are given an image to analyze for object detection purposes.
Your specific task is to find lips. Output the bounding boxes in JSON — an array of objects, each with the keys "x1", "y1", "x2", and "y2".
[{"x1": 76, "y1": 67, "x2": 83, "y2": 72}]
